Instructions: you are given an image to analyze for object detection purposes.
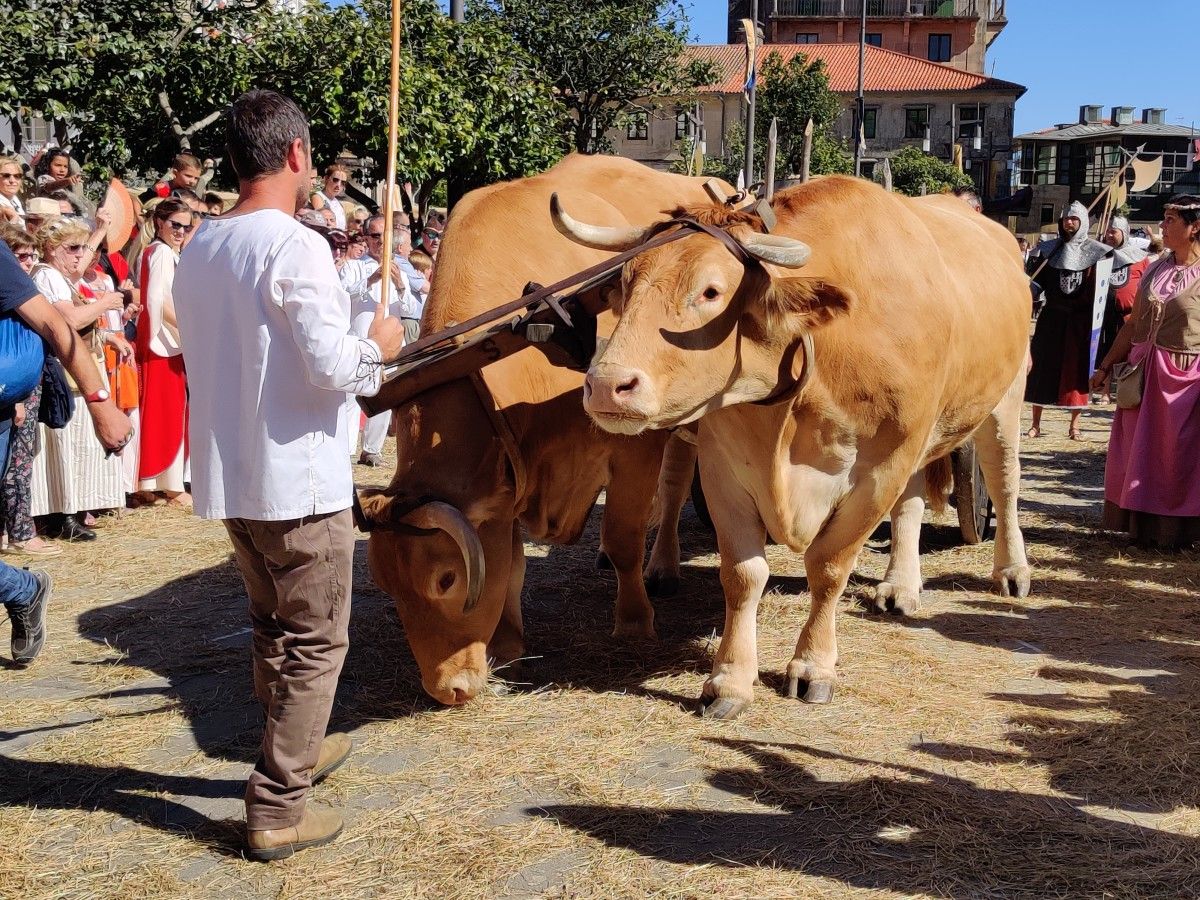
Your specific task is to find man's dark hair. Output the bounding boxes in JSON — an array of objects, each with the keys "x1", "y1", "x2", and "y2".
[
  {"x1": 171, "y1": 187, "x2": 200, "y2": 204},
  {"x1": 225, "y1": 90, "x2": 310, "y2": 181}
]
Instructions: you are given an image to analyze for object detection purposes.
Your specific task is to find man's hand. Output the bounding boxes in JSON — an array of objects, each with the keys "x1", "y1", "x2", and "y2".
[
  {"x1": 368, "y1": 314, "x2": 405, "y2": 362},
  {"x1": 13, "y1": 402, "x2": 26, "y2": 428},
  {"x1": 0, "y1": 205, "x2": 18, "y2": 223},
  {"x1": 88, "y1": 400, "x2": 133, "y2": 453}
]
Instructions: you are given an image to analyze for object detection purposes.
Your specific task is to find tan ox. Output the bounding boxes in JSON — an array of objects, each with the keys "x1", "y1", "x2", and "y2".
[
  {"x1": 359, "y1": 155, "x2": 721, "y2": 706},
  {"x1": 552, "y1": 175, "x2": 1032, "y2": 719}
]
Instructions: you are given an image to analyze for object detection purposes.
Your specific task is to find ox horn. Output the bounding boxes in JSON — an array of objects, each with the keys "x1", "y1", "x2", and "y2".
[
  {"x1": 397, "y1": 501, "x2": 486, "y2": 613},
  {"x1": 737, "y1": 232, "x2": 812, "y2": 269},
  {"x1": 550, "y1": 193, "x2": 651, "y2": 251}
]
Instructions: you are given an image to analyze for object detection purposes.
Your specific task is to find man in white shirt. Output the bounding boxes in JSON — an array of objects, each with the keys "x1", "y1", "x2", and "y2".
[
  {"x1": 309, "y1": 163, "x2": 348, "y2": 230},
  {"x1": 174, "y1": 89, "x2": 404, "y2": 861}
]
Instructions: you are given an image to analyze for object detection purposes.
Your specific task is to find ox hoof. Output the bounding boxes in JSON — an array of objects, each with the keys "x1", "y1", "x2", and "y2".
[
  {"x1": 995, "y1": 565, "x2": 1032, "y2": 599},
  {"x1": 612, "y1": 620, "x2": 656, "y2": 640},
  {"x1": 644, "y1": 571, "x2": 680, "y2": 599},
  {"x1": 699, "y1": 696, "x2": 749, "y2": 720},
  {"x1": 595, "y1": 550, "x2": 614, "y2": 572},
  {"x1": 785, "y1": 675, "x2": 835, "y2": 704},
  {"x1": 872, "y1": 581, "x2": 920, "y2": 616}
]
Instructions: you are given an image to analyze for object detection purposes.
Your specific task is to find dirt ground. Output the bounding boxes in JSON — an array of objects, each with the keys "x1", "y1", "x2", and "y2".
[{"x1": 3, "y1": 405, "x2": 1200, "y2": 899}]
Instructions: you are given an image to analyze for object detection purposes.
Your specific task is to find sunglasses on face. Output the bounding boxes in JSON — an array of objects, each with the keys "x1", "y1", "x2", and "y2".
[
  {"x1": 423, "y1": 231, "x2": 442, "y2": 241},
  {"x1": 62, "y1": 243, "x2": 87, "y2": 254},
  {"x1": 0, "y1": 173, "x2": 21, "y2": 180},
  {"x1": 166, "y1": 219, "x2": 194, "y2": 233},
  {"x1": 15, "y1": 250, "x2": 36, "y2": 261},
  {"x1": 329, "y1": 176, "x2": 347, "y2": 184}
]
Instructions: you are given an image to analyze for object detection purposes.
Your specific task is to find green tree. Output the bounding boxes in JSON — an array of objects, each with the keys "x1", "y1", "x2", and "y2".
[
  {"x1": 480, "y1": 0, "x2": 715, "y2": 154},
  {"x1": 0, "y1": 0, "x2": 274, "y2": 173},
  {"x1": 886, "y1": 145, "x2": 974, "y2": 197},
  {"x1": 702, "y1": 51, "x2": 851, "y2": 186}
]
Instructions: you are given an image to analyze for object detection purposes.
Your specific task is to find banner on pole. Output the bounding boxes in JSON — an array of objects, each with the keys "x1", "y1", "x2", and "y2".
[{"x1": 742, "y1": 18, "x2": 757, "y2": 94}]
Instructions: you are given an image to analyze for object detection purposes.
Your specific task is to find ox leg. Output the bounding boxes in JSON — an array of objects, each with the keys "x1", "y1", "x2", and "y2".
[
  {"x1": 699, "y1": 472, "x2": 769, "y2": 721},
  {"x1": 873, "y1": 470, "x2": 926, "y2": 615},
  {"x1": 602, "y1": 453, "x2": 659, "y2": 639},
  {"x1": 644, "y1": 431, "x2": 697, "y2": 599},
  {"x1": 787, "y1": 470, "x2": 911, "y2": 704},
  {"x1": 975, "y1": 376, "x2": 1032, "y2": 598},
  {"x1": 489, "y1": 521, "x2": 527, "y2": 677}
]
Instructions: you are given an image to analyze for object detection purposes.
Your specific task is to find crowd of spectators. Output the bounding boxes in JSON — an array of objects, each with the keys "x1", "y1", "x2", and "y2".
[{"x1": 0, "y1": 145, "x2": 441, "y2": 575}]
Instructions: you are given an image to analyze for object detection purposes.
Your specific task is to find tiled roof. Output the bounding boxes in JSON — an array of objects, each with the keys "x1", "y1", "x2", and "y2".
[
  {"x1": 1015, "y1": 121, "x2": 1198, "y2": 142},
  {"x1": 685, "y1": 42, "x2": 1025, "y2": 96}
]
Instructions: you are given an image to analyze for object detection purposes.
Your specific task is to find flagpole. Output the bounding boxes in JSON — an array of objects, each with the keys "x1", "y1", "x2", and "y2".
[
  {"x1": 743, "y1": 0, "x2": 758, "y2": 191},
  {"x1": 376, "y1": 0, "x2": 404, "y2": 322},
  {"x1": 853, "y1": 0, "x2": 866, "y2": 176}
]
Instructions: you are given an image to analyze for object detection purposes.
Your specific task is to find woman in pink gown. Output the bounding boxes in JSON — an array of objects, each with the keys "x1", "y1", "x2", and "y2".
[{"x1": 1093, "y1": 194, "x2": 1200, "y2": 549}]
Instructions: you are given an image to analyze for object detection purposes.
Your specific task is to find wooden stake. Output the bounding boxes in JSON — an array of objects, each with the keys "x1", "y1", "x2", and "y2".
[
  {"x1": 799, "y1": 118, "x2": 814, "y2": 184},
  {"x1": 764, "y1": 117, "x2": 778, "y2": 199},
  {"x1": 376, "y1": 0, "x2": 405, "y2": 323}
]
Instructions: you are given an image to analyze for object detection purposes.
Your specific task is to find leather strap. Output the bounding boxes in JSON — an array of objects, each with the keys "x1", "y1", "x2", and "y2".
[{"x1": 469, "y1": 371, "x2": 528, "y2": 503}]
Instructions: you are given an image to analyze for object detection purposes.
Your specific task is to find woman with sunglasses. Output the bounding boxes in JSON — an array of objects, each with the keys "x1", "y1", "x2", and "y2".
[
  {"x1": 28, "y1": 218, "x2": 125, "y2": 541},
  {"x1": 309, "y1": 164, "x2": 349, "y2": 230},
  {"x1": 134, "y1": 198, "x2": 191, "y2": 507},
  {"x1": 0, "y1": 156, "x2": 27, "y2": 226}
]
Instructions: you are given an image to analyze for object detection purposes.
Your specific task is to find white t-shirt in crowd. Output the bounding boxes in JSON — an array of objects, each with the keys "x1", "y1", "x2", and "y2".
[
  {"x1": 174, "y1": 208, "x2": 383, "y2": 521},
  {"x1": 314, "y1": 190, "x2": 346, "y2": 229}
]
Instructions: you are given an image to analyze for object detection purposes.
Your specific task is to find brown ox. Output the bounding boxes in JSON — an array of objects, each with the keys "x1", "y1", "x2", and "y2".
[
  {"x1": 358, "y1": 155, "x2": 722, "y2": 706},
  {"x1": 552, "y1": 175, "x2": 1032, "y2": 719}
]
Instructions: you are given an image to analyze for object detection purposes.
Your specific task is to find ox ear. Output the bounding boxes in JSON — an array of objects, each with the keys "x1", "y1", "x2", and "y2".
[{"x1": 761, "y1": 277, "x2": 854, "y2": 334}]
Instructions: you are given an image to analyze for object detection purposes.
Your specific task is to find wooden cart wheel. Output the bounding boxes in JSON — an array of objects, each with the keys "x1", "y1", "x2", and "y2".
[
  {"x1": 952, "y1": 441, "x2": 994, "y2": 545},
  {"x1": 690, "y1": 463, "x2": 714, "y2": 532}
]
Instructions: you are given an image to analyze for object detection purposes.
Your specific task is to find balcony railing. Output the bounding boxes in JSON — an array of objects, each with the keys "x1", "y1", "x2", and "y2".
[{"x1": 773, "y1": 0, "x2": 986, "y2": 17}]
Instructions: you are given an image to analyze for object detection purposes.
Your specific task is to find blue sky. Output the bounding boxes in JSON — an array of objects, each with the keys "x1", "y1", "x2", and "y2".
[{"x1": 683, "y1": 0, "x2": 1199, "y2": 136}]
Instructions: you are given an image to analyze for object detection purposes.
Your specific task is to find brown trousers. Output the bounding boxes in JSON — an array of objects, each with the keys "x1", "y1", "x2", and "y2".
[{"x1": 224, "y1": 509, "x2": 354, "y2": 830}]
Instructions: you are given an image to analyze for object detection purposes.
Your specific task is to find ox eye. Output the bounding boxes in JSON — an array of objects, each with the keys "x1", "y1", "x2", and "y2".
[{"x1": 702, "y1": 286, "x2": 721, "y2": 301}]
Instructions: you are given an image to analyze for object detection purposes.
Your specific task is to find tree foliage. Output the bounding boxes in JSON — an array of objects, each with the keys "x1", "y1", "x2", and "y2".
[
  {"x1": 886, "y1": 145, "x2": 974, "y2": 197},
  {"x1": 702, "y1": 51, "x2": 851, "y2": 185},
  {"x1": 479, "y1": 0, "x2": 714, "y2": 154},
  {"x1": 0, "y1": 0, "x2": 707, "y2": 205}
]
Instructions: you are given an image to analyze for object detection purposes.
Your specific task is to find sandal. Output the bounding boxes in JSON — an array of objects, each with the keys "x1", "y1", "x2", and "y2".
[
  {"x1": 3, "y1": 538, "x2": 63, "y2": 557},
  {"x1": 1068, "y1": 428, "x2": 1083, "y2": 441},
  {"x1": 1025, "y1": 427, "x2": 1041, "y2": 439}
]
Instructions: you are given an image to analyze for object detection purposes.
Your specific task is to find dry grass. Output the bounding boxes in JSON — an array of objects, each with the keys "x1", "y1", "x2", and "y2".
[{"x1": 3, "y1": 406, "x2": 1200, "y2": 898}]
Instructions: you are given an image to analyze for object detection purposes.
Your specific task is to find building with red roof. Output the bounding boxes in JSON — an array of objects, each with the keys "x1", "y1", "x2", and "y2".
[{"x1": 608, "y1": 41, "x2": 1024, "y2": 203}]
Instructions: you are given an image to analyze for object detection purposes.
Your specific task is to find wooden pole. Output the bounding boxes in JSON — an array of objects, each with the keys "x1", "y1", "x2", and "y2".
[
  {"x1": 799, "y1": 118, "x2": 813, "y2": 184},
  {"x1": 376, "y1": 0, "x2": 404, "y2": 321},
  {"x1": 764, "y1": 117, "x2": 777, "y2": 200}
]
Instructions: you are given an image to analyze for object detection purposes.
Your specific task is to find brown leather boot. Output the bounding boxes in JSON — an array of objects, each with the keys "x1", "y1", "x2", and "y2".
[
  {"x1": 312, "y1": 733, "x2": 352, "y2": 785},
  {"x1": 246, "y1": 808, "x2": 344, "y2": 861}
]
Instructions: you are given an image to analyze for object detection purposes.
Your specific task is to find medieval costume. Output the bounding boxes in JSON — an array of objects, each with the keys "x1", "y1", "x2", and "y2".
[
  {"x1": 1097, "y1": 216, "x2": 1150, "y2": 365},
  {"x1": 1103, "y1": 251, "x2": 1200, "y2": 548},
  {"x1": 136, "y1": 240, "x2": 188, "y2": 495},
  {"x1": 1025, "y1": 201, "x2": 1113, "y2": 409}
]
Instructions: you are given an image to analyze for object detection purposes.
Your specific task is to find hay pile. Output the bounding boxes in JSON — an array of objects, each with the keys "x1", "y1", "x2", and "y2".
[{"x1": 3, "y1": 406, "x2": 1200, "y2": 898}]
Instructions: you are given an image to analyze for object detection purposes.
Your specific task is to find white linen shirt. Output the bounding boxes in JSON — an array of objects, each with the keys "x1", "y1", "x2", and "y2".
[{"x1": 174, "y1": 209, "x2": 382, "y2": 521}]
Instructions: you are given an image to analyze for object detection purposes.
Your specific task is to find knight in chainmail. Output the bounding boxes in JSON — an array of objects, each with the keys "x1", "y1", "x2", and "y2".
[
  {"x1": 1097, "y1": 215, "x2": 1150, "y2": 372},
  {"x1": 1024, "y1": 201, "x2": 1114, "y2": 438}
]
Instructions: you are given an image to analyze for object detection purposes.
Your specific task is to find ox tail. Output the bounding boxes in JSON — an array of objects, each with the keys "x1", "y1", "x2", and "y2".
[{"x1": 924, "y1": 456, "x2": 953, "y2": 515}]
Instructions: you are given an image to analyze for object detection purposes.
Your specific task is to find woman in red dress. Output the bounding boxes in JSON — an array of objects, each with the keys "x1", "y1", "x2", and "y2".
[{"x1": 135, "y1": 199, "x2": 191, "y2": 506}]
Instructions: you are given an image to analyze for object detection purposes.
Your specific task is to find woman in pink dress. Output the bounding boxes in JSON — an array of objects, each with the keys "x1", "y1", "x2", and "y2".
[{"x1": 1093, "y1": 195, "x2": 1200, "y2": 549}]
